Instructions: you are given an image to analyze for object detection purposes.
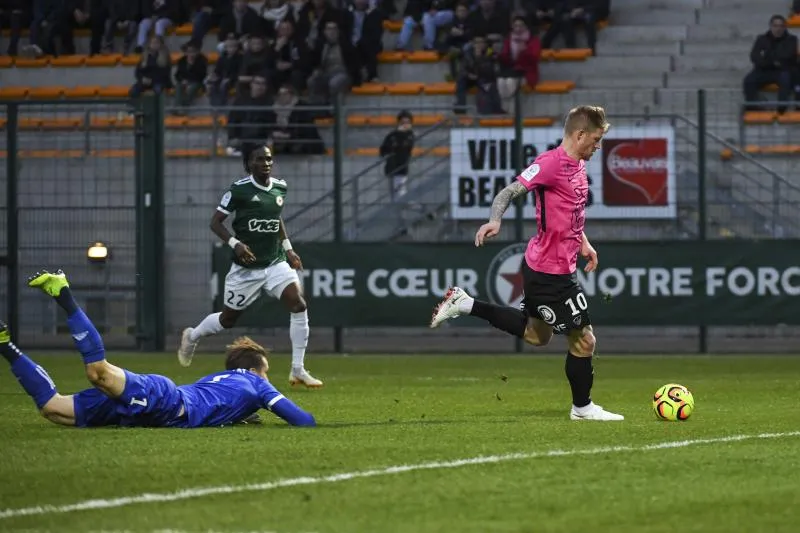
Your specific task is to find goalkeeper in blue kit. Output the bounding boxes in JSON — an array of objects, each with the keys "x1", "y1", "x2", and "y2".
[{"x1": 0, "y1": 269, "x2": 315, "y2": 429}]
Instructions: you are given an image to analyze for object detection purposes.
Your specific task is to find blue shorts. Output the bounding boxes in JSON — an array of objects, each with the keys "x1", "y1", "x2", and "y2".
[
  {"x1": 117, "y1": 370, "x2": 187, "y2": 427},
  {"x1": 74, "y1": 388, "x2": 122, "y2": 428},
  {"x1": 73, "y1": 371, "x2": 187, "y2": 428}
]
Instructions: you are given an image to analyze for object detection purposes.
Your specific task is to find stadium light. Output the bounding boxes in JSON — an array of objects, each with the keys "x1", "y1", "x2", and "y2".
[{"x1": 87, "y1": 242, "x2": 109, "y2": 264}]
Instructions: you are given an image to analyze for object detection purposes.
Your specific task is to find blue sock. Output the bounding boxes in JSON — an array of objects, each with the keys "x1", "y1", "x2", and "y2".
[
  {"x1": 54, "y1": 286, "x2": 79, "y2": 316},
  {"x1": 11, "y1": 353, "x2": 58, "y2": 409},
  {"x1": 0, "y1": 340, "x2": 22, "y2": 363},
  {"x1": 66, "y1": 309, "x2": 106, "y2": 364}
]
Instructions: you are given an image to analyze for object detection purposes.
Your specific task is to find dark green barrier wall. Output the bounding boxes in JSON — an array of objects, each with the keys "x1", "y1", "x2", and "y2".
[{"x1": 213, "y1": 241, "x2": 800, "y2": 327}]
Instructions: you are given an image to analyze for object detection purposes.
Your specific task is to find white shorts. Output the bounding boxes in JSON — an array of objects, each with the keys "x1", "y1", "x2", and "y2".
[{"x1": 223, "y1": 261, "x2": 300, "y2": 310}]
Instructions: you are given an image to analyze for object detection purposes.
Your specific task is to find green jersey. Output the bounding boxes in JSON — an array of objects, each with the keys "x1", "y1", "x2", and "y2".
[{"x1": 217, "y1": 175, "x2": 288, "y2": 269}]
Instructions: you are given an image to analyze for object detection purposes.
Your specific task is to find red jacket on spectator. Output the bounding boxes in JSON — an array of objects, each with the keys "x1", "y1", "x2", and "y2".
[{"x1": 498, "y1": 31, "x2": 541, "y2": 87}]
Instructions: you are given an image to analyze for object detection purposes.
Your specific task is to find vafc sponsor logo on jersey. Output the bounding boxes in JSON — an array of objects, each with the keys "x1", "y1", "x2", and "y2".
[
  {"x1": 486, "y1": 243, "x2": 528, "y2": 308},
  {"x1": 601, "y1": 138, "x2": 668, "y2": 206}
]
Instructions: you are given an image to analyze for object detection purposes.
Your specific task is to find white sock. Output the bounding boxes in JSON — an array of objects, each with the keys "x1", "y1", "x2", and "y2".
[
  {"x1": 457, "y1": 296, "x2": 474, "y2": 314},
  {"x1": 573, "y1": 402, "x2": 595, "y2": 415},
  {"x1": 289, "y1": 311, "x2": 309, "y2": 371},
  {"x1": 189, "y1": 312, "x2": 224, "y2": 343}
]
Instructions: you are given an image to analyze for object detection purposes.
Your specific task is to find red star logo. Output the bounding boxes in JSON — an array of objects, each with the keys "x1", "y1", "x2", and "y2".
[{"x1": 500, "y1": 267, "x2": 526, "y2": 304}]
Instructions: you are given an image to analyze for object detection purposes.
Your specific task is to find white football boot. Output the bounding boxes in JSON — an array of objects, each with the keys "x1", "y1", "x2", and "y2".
[
  {"x1": 570, "y1": 402, "x2": 624, "y2": 421},
  {"x1": 289, "y1": 368, "x2": 324, "y2": 389},
  {"x1": 177, "y1": 327, "x2": 198, "y2": 367},
  {"x1": 430, "y1": 286, "x2": 470, "y2": 328}
]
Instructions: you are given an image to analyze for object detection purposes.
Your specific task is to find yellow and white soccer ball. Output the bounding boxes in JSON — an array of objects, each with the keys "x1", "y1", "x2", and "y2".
[{"x1": 653, "y1": 383, "x2": 695, "y2": 421}]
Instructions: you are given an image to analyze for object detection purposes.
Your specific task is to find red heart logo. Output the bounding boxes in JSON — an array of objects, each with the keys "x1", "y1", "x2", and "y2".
[{"x1": 602, "y1": 139, "x2": 668, "y2": 206}]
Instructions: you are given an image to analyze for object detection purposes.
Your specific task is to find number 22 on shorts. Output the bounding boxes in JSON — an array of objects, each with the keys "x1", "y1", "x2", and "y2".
[{"x1": 226, "y1": 291, "x2": 245, "y2": 307}]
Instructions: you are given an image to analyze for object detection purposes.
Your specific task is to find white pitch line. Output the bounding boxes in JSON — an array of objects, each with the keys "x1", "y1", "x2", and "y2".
[{"x1": 1, "y1": 431, "x2": 798, "y2": 520}]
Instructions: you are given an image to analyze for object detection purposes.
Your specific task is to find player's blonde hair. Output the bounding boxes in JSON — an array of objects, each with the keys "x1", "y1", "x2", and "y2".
[
  {"x1": 564, "y1": 105, "x2": 610, "y2": 135},
  {"x1": 224, "y1": 336, "x2": 270, "y2": 371}
]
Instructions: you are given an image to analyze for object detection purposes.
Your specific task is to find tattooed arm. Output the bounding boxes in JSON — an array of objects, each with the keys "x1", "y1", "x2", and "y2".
[
  {"x1": 489, "y1": 181, "x2": 530, "y2": 222},
  {"x1": 475, "y1": 181, "x2": 530, "y2": 246}
]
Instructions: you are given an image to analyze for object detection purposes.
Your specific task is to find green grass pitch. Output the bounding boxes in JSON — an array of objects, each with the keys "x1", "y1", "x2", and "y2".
[{"x1": 1, "y1": 352, "x2": 799, "y2": 533}]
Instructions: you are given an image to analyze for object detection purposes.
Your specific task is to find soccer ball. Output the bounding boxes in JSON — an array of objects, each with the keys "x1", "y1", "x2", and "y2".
[{"x1": 653, "y1": 383, "x2": 694, "y2": 421}]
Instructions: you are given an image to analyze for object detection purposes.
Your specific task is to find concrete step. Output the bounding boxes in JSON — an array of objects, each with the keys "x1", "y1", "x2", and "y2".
[
  {"x1": 599, "y1": 25, "x2": 688, "y2": 43},
  {"x1": 705, "y1": 0, "x2": 787, "y2": 11},
  {"x1": 666, "y1": 71, "x2": 742, "y2": 88},
  {"x1": 686, "y1": 24, "x2": 760, "y2": 40},
  {"x1": 609, "y1": 9, "x2": 698, "y2": 26},
  {"x1": 610, "y1": 0, "x2": 703, "y2": 8},
  {"x1": 673, "y1": 53, "x2": 750, "y2": 72},
  {"x1": 698, "y1": 7, "x2": 785, "y2": 25},
  {"x1": 681, "y1": 40, "x2": 752, "y2": 55},
  {"x1": 596, "y1": 41, "x2": 680, "y2": 56},
  {"x1": 579, "y1": 73, "x2": 665, "y2": 89}
]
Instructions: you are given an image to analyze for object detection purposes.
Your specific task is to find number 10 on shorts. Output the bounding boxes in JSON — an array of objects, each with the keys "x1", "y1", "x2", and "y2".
[{"x1": 565, "y1": 293, "x2": 588, "y2": 316}]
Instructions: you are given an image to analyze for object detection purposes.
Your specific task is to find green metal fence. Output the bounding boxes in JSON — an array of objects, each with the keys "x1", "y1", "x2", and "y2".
[{"x1": 2, "y1": 89, "x2": 799, "y2": 353}]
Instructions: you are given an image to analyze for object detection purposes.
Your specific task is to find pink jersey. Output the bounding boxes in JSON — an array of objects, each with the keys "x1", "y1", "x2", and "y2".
[{"x1": 516, "y1": 146, "x2": 588, "y2": 275}]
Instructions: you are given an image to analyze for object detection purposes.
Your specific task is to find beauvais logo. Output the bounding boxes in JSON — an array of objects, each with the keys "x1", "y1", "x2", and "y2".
[{"x1": 601, "y1": 139, "x2": 668, "y2": 206}]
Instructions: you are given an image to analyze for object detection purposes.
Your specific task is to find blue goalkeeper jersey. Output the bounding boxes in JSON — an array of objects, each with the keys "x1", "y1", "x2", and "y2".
[{"x1": 178, "y1": 369, "x2": 296, "y2": 428}]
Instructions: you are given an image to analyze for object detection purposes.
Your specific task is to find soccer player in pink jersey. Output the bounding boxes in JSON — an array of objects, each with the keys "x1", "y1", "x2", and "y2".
[{"x1": 430, "y1": 106, "x2": 624, "y2": 421}]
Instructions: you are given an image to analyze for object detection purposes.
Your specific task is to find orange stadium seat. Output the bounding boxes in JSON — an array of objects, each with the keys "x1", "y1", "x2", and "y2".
[
  {"x1": 120, "y1": 55, "x2": 141, "y2": 67},
  {"x1": 173, "y1": 24, "x2": 193, "y2": 36},
  {"x1": 0, "y1": 87, "x2": 29, "y2": 99},
  {"x1": 423, "y1": 82, "x2": 456, "y2": 95},
  {"x1": 385, "y1": 82, "x2": 425, "y2": 95},
  {"x1": 548, "y1": 48, "x2": 592, "y2": 61},
  {"x1": 49, "y1": 55, "x2": 86, "y2": 67},
  {"x1": 14, "y1": 57, "x2": 48, "y2": 68},
  {"x1": 788, "y1": 14, "x2": 800, "y2": 27},
  {"x1": 478, "y1": 117, "x2": 555, "y2": 127},
  {"x1": 777, "y1": 112, "x2": 800, "y2": 124},
  {"x1": 97, "y1": 86, "x2": 131, "y2": 98},
  {"x1": 406, "y1": 50, "x2": 440, "y2": 63},
  {"x1": 63, "y1": 86, "x2": 102, "y2": 98},
  {"x1": 85, "y1": 54, "x2": 122, "y2": 67},
  {"x1": 531, "y1": 80, "x2": 576, "y2": 93},
  {"x1": 742, "y1": 111, "x2": 777, "y2": 124},
  {"x1": 27, "y1": 86, "x2": 66, "y2": 99},
  {"x1": 351, "y1": 83, "x2": 386, "y2": 95},
  {"x1": 0, "y1": 56, "x2": 14, "y2": 67},
  {"x1": 377, "y1": 51, "x2": 406, "y2": 63},
  {"x1": 383, "y1": 20, "x2": 403, "y2": 32}
]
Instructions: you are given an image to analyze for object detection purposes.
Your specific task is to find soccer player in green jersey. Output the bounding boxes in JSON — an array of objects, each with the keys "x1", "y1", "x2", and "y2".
[{"x1": 178, "y1": 144, "x2": 322, "y2": 388}]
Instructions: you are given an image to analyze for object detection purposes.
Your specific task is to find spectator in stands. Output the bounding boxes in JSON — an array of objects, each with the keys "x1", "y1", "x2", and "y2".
[
  {"x1": 466, "y1": 0, "x2": 509, "y2": 52},
  {"x1": 743, "y1": 15, "x2": 798, "y2": 112},
  {"x1": 380, "y1": 110, "x2": 415, "y2": 202},
  {"x1": 217, "y1": 0, "x2": 263, "y2": 53},
  {"x1": 528, "y1": 0, "x2": 555, "y2": 31},
  {"x1": 442, "y1": 2, "x2": 472, "y2": 80},
  {"x1": 3, "y1": 0, "x2": 26, "y2": 56},
  {"x1": 206, "y1": 36, "x2": 243, "y2": 106},
  {"x1": 271, "y1": 19, "x2": 310, "y2": 92},
  {"x1": 269, "y1": 84, "x2": 326, "y2": 155},
  {"x1": 225, "y1": 74, "x2": 273, "y2": 157},
  {"x1": 22, "y1": 0, "x2": 84, "y2": 57},
  {"x1": 308, "y1": 20, "x2": 360, "y2": 106},
  {"x1": 135, "y1": 0, "x2": 177, "y2": 54},
  {"x1": 102, "y1": 0, "x2": 139, "y2": 55},
  {"x1": 129, "y1": 35, "x2": 173, "y2": 98},
  {"x1": 454, "y1": 34, "x2": 503, "y2": 114},
  {"x1": 238, "y1": 33, "x2": 273, "y2": 94},
  {"x1": 184, "y1": 0, "x2": 224, "y2": 49},
  {"x1": 173, "y1": 43, "x2": 208, "y2": 112},
  {"x1": 348, "y1": 0, "x2": 384, "y2": 82},
  {"x1": 795, "y1": 1, "x2": 800, "y2": 15},
  {"x1": 298, "y1": 0, "x2": 344, "y2": 51},
  {"x1": 541, "y1": 0, "x2": 598, "y2": 54},
  {"x1": 497, "y1": 15, "x2": 540, "y2": 114},
  {"x1": 259, "y1": 0, "x2": 289, "y2": 40},
  {"x1": 396, "y1": 0, "x2": 454, "y2": 51}
]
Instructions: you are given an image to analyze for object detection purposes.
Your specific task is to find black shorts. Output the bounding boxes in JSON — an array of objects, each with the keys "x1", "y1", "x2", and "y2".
[{"x1": 521, "y1": 261, "x2": 591, "y2": 335}]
